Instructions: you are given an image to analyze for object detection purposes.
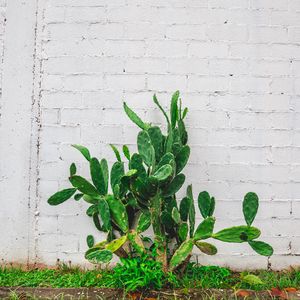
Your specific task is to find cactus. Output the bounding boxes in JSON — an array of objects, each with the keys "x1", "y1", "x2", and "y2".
[
  {"x1": 86, "y1": 235, "x2": 94, "y2": 248},
  {"x1": 47, "y1": 188, "x2": 77, "y2": 205},
  {"x1": 193, "y1": 217, "x2": 215, "y2": 241},
  {"x1": 175, "y1": 145, "x2": 190, "y2": 174},
  {"x1": 137, "y1": 130, "x2": 155, "y2": 167},
  {"x1": 243, "y1": 192, "x2": 259, "y2": 226},
  {"x1": 48, "y1": 91, "x2": 273, "y2": 273},
  {"x1": 195, "y1": 242, "x2": 217, "y2": 255}
]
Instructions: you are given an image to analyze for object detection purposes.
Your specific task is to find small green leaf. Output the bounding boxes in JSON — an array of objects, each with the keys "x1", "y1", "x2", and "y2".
[
  {"x1": 110, "y1": 144, "x2": 121, "y2": 162},
  {"x1": 242, "y1": 274, "x2": 264, "y2": 285},
  {"x1": 69, "y1": 176, "x2": 99, "y2": 198},
  {"x1": 195, "y1": 241, "x2": 217, "y2": 255},
  {"x1": 70, "y1": 163, "x2": 76, "y2": 176},
  {"x1": 213, "y1": 226, "x2": 261, "y2": 243},
  {"x1": 170, "y1": 239, "x2": 193, "y2": 271},
  {"x1": 248, "y1": 240, "x2": 274, "y2": 257},
  {"x1": 182, "y1": 107, "x2": 188, "y2": 119},
  {"x1": 123, "y1": 102, "x2": 149, "y2": 130},
  {"x1": 72, "y1": 144, "x2": 91, "y2": 161},
  {"x1": 48, "y1": 188, "x2": 77, "y2": 206},
  {"x1": 87, "y1": 235, "x2": 94, "y2": 248},
  {"x1": 194, "y1": 217, "x2": 215, "y2": 240},
  {"x1": 122, "y1": 145, "x2": 131, "y2": 160},
  {"x1": 243, "y1": 192, "x2": 259, "y2": 226}
]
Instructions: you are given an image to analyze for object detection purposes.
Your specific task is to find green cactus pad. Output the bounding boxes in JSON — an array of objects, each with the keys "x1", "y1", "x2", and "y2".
[
  {"x1": 137, "y1": 210, "x2": 151, "y2": 233},
  {"x1": 178, "y1": 222, "x2": 188, "y2": 241},
  {"x1": 105, "y1": 235, "x2": 127, "y2": 252},
  {"x1": 98, "y1": 199, "x2": 111, "y2": 232},
  {"x1": 69, "y1": 175, "x2": 99, "y2": 198},
  {"x1": 198, "y1": 191, "x2": 215, "y2": 219},
  {"x1": 70, "y1": 163, "x2": 76, "y2": 176},
  {"x1": 175, "y1": 145, "x2": 190, "y2": 174},
  {"x1": 123, "y1": 102, "x2": 149, "y2": 130},
  {"x1": 106, "y1": 195, "x2": 129, "y2": 233},
  {"x1": 194, "y1": 217, "x2": 215, "y2": 241},
  {"x1": 86, "y1": 235, "x2": 94, "y2": 248},
  {"x1": 163, "y1": 174, "x2": 185, "y2": 197},
  {"x1": 179, "y1": 196, "x2": 192, "y2": 222},
  {"x1": 100, "y1": 159, "x2": 109, "y2": 194},
  {"x1": 72, "y1": 144, "x2": 91, "y2": 161},
  {"x1": 47, "y1": 188, "x2": 77, "y2": 206},
  {"x1": 213, "y1": 226, "x2": 261, "y2": 243},
  {"x1": 243, "y1": 192, "x2": 259, "y2": 226},
  {"x1": 128, "y1": 231, "x2": 145, "y2": 255},
  {"x1": 195, "y1": 241, "x2": 217, "y2": 255},
  {"x1": 170, "y1": 239, "x2": 193, "y2": 271},
  {"x1": 148, "y1": 126, "x2": 164, "y2": 161},
  {"x1": 171, "y1": 207, "x2": 181, "y2": 224},
  {"x1": 137, "y1": 130, "x2": 155, "y2": 167},
  {"x1": 83, "y1": 194, "x2": 100, "y2": 204},
  {"x1": 187, "y1": 185, "x2": 195, "y2": 238},
  {"x1": 248, "y1": 240, "x2": 274, "y2": 256},
  {"x1": 153, "y1": 94, "x2": 170, "y2": 126},
  {"x1": 90, "y1": 157, "x2": 107, "y2": 196},
  {"x1": 129, "y1": 153, "x2": 147, "y2": 179},
  {"x1": 170, "y1": 90, "x2": 179, "y2": 129},
  {"x1": 156, "y1": 152, "x2": 175, "y2": 171},
  {"x1": 85, "y1": 248, "x2": 113, "y2": 263},
  {"x1": 178, "y1": 119, "x2": 188, "y2": 145},
  {"x1": 86, "y1": 204, "x2": 98, "y2": 217},
  {"x1": 152, "y1": 164, "x2": 173, "y2": 181},
  {"x1": 110, "y1": 162, "x2": 125, "y2": 191},
  {"x1": 122, "y1": 145, "x2": 131, "y2": 160}
]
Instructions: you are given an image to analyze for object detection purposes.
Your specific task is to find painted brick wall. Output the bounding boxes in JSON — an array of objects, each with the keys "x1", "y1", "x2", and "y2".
[{"x1": 1, "y1": 0, "x2": 300, "y2": 270}]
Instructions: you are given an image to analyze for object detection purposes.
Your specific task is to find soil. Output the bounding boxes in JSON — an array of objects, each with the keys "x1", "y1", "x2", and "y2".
[{"x1": 1, "y1": 287, "x2": 300, "y2": 300}]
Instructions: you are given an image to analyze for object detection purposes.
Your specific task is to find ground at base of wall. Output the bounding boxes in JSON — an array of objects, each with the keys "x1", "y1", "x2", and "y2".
[{"x1": 2, "y1": 287, "x2": 300, "y2": 300}]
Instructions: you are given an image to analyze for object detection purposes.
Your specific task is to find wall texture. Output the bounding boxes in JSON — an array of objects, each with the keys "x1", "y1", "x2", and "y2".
[{"x1": 1, "y1": 0, "x2": 300, "y2": 270}]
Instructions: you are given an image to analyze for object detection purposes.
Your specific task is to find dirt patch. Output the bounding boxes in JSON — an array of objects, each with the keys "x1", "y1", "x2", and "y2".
[{"x1": 2, "y1": 287, "x2": 300, "y2": 299}]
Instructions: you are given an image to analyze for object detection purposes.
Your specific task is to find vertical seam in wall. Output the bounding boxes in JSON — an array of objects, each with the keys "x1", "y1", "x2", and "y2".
[
  {"x1": 27, "y1": 0, "x2": 43, "y2": 266},
  {"x1": 0, "y1": 0, "x2": 8, "y2": 126}
]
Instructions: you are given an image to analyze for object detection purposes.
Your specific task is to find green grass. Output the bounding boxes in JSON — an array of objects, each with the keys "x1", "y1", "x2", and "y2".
[{"x1": 1, "y1": 263, "x2": 300, "y2": 292}]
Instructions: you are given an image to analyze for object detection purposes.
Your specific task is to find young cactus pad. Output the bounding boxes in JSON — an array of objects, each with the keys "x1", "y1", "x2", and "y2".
[{"x1": 48, "y1": 91, "x2": 273, "y2": 272}]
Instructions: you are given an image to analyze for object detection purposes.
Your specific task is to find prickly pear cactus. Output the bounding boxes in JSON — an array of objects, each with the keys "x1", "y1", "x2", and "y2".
[{"x1": 48, "y1": 91, "x2": 273, "y2": 271}]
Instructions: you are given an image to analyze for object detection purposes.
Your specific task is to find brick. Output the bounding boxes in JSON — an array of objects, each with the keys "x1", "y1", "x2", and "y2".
[
  {"x1": 189, "y1": 42, "x2": 229, "y2": 58},
  {"x1": 206, "y1": 24, "x2": 248, "y2": 42},
  {"x1": 249, "y1": 26, "x2": 288, "y2": 43}
]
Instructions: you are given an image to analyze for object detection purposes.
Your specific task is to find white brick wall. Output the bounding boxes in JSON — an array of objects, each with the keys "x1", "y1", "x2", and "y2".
[{"x1": 1, "y1": 0, "x2": 300, "y2": 270}]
